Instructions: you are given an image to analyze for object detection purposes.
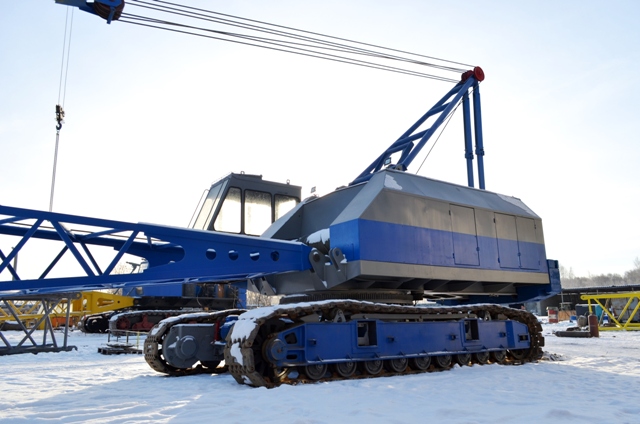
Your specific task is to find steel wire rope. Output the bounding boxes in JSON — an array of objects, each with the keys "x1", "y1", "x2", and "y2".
[
  {"x1": 56, "y1": 9, "x2": 71, "y2": 106},
  {"x1": 118, "y1": 15, "x2": 458, "y2": 82},
  {"x1": 119, "y1": 14, "x2": 456, "y2": 81},
  {"x1": 51, "y1": 7, "x2": 75, "y2": 213},
  {"x1": 113, "y1": 2, "x2": 483, "y2": 175},
  {"x1": 121, "y1": 15, "x2": 455, "y2": 81},
  {"x1": 60, "y1": 9, "x2": 75, "y2": 108},
  {"x1": 415, "y1": 91, "x2": 466, "y2": 175},
  {"x1": 126, "y1": 0, "x2": 467, "y2": 74},
  {"x1": 127, "y1": 3, "x2": 465, "y2": 74},
  {"x1": 124, "y1": 5, "x2": 427, "y2": 67},
  {"x1": 128, "y1": 0, "x2": 473, "y2": 71}
]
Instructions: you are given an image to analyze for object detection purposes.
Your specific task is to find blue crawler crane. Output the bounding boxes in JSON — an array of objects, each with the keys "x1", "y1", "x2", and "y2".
[{"x1": 0, "y1": 63, "x2": 560, "y2": 384}]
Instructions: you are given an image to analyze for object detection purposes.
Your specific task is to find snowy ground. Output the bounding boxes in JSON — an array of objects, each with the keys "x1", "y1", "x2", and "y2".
[{"x1": 1, "y1": 319, "x2": 639, "y2": 424}]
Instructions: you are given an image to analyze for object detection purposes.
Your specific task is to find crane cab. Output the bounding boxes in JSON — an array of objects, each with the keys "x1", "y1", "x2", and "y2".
[{"x1": 191, "y1": 173, "x2": 301, "y2": 236}]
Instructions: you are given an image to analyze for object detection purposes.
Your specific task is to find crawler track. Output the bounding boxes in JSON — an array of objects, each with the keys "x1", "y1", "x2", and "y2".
[
  {"x1": 79, "y1": 312, "x2": 115, "y2": 333},
  {"x1": 144, "y1": 309, "x2": 246, "y2": 376},
  {"x1": 143, "y1": 301, "x2": 543, "y2": 387},
  {"x1": 224, "y1": 301, "x2": 543, "y2": 388},
  {"x1": 109, "y1": 310, "x2": 199, "y2": 336}
]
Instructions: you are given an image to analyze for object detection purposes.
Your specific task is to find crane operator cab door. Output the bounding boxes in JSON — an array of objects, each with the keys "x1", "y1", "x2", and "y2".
[{"x1": 190, "y1": 173, "x2": 301, "y2": 236}]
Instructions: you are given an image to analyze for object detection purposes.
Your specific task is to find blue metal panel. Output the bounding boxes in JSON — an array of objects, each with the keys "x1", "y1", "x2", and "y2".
[
  {"x1": 266, "y1": 318, "x2": 530, "y2": 367},
  {"x1": 497, "y1": 238, "x2": 521, "y2": 269},
  {"x1": 136, "y1": 283, "x2": 184, "y2": 297},
  {"x1": 452, "y1": 232, "x2": 480, "y2": 266},
  {"x1": 476, "y1": 234, "x2": 499, "y2": 267},
  {"x1": 519, "y1": 241, "x2": 542, "y2": 270},
  {"x1": 331, "y1": 219, "x2": 547, "y2": 274}
]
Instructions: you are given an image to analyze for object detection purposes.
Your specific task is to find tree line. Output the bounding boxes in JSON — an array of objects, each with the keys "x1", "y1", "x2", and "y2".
[{"x1": 560, "y1": 258, "x2": 640, "y2": 288}]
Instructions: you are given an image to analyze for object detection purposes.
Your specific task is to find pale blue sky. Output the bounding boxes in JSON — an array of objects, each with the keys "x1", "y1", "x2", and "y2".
[{"x1": 1, "y1": 1, "x2": 639, "y2": 278}]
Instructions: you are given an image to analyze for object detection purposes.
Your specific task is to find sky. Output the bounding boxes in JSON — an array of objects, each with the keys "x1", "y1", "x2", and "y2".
[
  {"x1": 1, "y1": 320, "x2": 640, "y2": 423},
  {"x1": 1, "y1": 1, "x2": 639, "y2": 278}
]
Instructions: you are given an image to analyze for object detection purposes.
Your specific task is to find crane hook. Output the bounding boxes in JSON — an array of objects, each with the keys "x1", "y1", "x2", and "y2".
[{"x1": 56, "y1": 104, "x2": 65, "y2": 131}]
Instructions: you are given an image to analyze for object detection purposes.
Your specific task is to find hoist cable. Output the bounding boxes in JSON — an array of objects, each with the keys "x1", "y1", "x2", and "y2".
[
  {"x1": 129, "y1": 0, "x2": 473, "y2": 70},
  {"x1": 57, "y1": 8, "x2": 71, "y2": 105},
  {"x1": 61, "y1": 8, "x2": 75, "y2": 107},
  {"x1": 120, "y1": 16, "x2": 457, "y2": 82},
  {"x1": 52, "y1": 8, "x2": 74, "y2": 212},
  {"x1": 127, "y1": 0, "x2": 466, "y2": 73},
  {"x1": 119, "y1": 14, "x2": 459, "y2": 82},
  {"x1": 126, "y1": 6, "x2": 461, "y2": 74},
  {"x1": 118, "y1": 0, "x2": 469, "y2": 82}
]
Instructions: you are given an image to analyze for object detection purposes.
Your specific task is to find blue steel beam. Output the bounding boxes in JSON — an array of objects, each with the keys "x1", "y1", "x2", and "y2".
[
  {"x1": 472, "y1": 81, "x2": 486, "y2": 189},
  {"x1": 350, "y1": 67, "x2": 485, "y2": 187},
  {"x1": 462, "y1": 91, "x2": 474, "y2": 187},
  {"x1": 0, "y1": 205, "x2": 312, "y2": 296}
]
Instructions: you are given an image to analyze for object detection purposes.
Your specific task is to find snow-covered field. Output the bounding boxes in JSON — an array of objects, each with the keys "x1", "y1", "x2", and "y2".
[{"x1": 1, "y1": 319, "x2": 639, "y2": 424}]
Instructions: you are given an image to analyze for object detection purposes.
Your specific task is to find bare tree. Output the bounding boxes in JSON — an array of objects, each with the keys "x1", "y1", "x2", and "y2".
[
  {"x1": 562, "y1": 257, "x2": 640, "y2": 288},
  {"x1": 246, "y1": 290, "x2": 282, "y2": 308},
  {"x1": 624, "y1": 257, "x2": 640, "y2": 284}
]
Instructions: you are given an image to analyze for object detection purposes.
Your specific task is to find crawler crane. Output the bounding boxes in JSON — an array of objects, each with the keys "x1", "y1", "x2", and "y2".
[{"x1": 0, "y1": 1, "x2": 561, "y2": 381}]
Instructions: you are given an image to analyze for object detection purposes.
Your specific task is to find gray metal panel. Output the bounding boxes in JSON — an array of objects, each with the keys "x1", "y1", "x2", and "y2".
[
  {"x1": 351, "y1": 260, "x2": 550, "y2": 286},
  {"x1": 474, "y1": 208, "x2": 497, "y2": 238},
  {"x1": 516, "y1": 217, "x2": 537, "y2": 243},
  {"x1": 450, "y1": 205, "x2": 480, "y2": 266},
  {"x1": 266, "y1": 170, "x2": 542, "y2": 243},
  {"x1": 451, "y1": 204, "x2": 477, "y2": 235},
  {"x1": 263, "y1": 184, "x2": 365, "y2": 241},
  {"x1": 516, "y1": 217, "x2": 540, "y2": 270},
  {"x1": 381, "y1": 170, "x2": 540, "y2": 219},
  {"x1": 331, "y1": 176, "x2": 385, "y2": 226},
  {"x1": 495, "y1": 213, "x2": 520, "y2": 269},
  {"x1": 360, "y1": 189, "x2": 452, "y2": 231},
  {"x1": 266, "y1": 258, "x2": 551, "y2": 296}
]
